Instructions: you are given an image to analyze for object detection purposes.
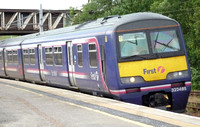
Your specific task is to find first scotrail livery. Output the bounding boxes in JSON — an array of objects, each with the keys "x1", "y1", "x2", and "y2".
[{"x1": 0, "y1": 12, "x2": 191, "y2": 112}]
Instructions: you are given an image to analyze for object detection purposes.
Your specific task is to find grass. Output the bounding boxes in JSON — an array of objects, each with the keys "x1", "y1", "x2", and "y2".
[{"x1": 0, "y1": 35, "x2": 17, "y2": 41}]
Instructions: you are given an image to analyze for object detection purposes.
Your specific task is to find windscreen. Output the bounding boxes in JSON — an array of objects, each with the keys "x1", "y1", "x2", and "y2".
[
  {"x1": 118, "y1": 29, "x2": 183, "y2": 60},
  {"x1": 119, "y1": 32, "x2": 149, "y2": 58},
  {"x1": 150, "y1": 30, "x2": 181, "y2": 53}
]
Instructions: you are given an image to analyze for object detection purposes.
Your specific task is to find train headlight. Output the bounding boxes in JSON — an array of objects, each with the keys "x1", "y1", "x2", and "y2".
[
  {"x1": 130, "y1": 77, "x2": 135, "y2": 83},
  {"x1": 120, "y1": 76, "x2": 145, "y2": 84},
  {"x1": 167, "y1": 70, "x2": 188, "y2": 80}
]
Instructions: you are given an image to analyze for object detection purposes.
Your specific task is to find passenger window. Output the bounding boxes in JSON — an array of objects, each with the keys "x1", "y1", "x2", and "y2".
[
  {"x1": 7, "y1": 50, "x2": 18, "y2": 64},
  {"x1": 54, "y1": 46, "x2": 63, "y2": 65},
  {"x1": 13, "y1": 50, "x2": 18, "y2": 64},
  {"x1": 89, "y1": 43, "x2": 97, "y2": 67},
  {"x1": 29, "y1": 49, "x2": 36, "y2": 65},
  {"x1": 7, "y1": 51, "x2": 13, "y2": 64},
  {"x1": 45, "y1": 47, "x2": 53, "y2": 65},
  {"x1": 77, "y1": 45, "x2": 83, "y2": 67},
  {"x1": 0, "y1": 51, "x2": 2, "y2": 64},
  {"x1": 23, "y1": 49, "x2": 29, "y2": 64}
]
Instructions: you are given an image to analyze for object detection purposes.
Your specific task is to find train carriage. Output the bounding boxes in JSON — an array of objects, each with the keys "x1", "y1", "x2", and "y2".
[
  {"x1": 0, "y1": 12, "x2": 191, "y2": 112},
  {"x1": 0, "y1": 40, "x2": 24, "y2": 80}
]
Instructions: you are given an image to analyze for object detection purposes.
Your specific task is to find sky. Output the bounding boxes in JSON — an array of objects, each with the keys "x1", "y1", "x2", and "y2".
[{"x1": 0, "y1": 0, "x2": 89, "y2": 10}]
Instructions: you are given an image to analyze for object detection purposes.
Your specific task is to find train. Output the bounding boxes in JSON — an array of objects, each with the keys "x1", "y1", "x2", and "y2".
[{"x1": 0, "y1": 12, "x2": 191, "y2": 112}]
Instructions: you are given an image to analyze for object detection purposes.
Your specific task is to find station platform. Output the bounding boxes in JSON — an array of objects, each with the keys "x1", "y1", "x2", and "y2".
[{"x1": 0, "y1": 78, "x2": 199, "y2": 127}]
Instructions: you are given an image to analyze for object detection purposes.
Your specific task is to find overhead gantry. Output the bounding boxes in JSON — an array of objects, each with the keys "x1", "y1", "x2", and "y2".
[{"x1": 0, "y1": 9, "x2": 73, "y2": 35}]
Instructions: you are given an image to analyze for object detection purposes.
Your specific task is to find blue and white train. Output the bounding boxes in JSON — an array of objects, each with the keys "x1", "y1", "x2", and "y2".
[{"x1": 0, "y1": 12, "x2": 191, "y2": 112}]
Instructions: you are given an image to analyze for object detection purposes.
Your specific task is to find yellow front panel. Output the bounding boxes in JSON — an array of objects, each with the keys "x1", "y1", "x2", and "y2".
[{"x1": 118, "y1": 56, "x2": 188, "y2": 81}]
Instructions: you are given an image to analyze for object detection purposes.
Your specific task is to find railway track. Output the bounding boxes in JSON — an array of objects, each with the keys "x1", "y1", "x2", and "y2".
[
  {"x1": 186, "y1": 91, "x2": 200, "y2": 116},
  {"x1": 187, "y1": 102, "x2": 200, "y2": 111},
  {"x1": 190, "y1": 91, "x2": 200, "y2": 97}
]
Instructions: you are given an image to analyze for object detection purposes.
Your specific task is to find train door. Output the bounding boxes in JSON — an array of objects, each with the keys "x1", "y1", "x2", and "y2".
[
  {"x1": 69, "y1": 38, "x2": 105, "y2": 91},
  {"x1": 67, "y1": 41, "x2": 77, "y2": 86},
  {"x1": 38, "y1": 44, "x2": 45, "y2": 81}
]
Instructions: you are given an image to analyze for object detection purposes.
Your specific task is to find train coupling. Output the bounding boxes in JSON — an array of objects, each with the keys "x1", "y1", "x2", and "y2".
[
  {"x1": 150, "y1": 93, "x2": 171, "y2": 109},
  {"x1": 143, "y1": 93, "x2": 171, "y2": 110}
]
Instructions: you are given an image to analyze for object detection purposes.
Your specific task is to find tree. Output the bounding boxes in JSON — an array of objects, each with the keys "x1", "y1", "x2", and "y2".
[
  {"x1": 71, "y1": 0, "x2": 113, "y2": 24},
  {"x1": 71, "y1": 0, "x2": 155, "y2": 24},
  {"x1": 70, "y1": 0, "x2": 200, "y2": 90}
]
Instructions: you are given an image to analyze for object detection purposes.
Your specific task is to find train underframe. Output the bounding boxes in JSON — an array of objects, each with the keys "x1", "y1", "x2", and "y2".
[{"x1": 118, "y1": 85, "x2": 191, "y2": 113}]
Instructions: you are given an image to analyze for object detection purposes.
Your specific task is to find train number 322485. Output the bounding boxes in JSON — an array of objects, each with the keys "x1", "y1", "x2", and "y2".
[{"x1": 171, "y1": 87, "x2": 187, "y2": 92}]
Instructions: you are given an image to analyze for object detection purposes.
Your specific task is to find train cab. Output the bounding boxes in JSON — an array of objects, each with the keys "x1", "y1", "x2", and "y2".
[{"x1": 107, "y1": 13, "x2": 191, "y2": 112}]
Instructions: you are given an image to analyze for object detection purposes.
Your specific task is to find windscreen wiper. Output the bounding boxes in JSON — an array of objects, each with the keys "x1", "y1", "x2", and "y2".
[
  {"x1": 125, "y1": 40, "x2": 138, "y2": 45},
  {"x1": 162, "y1": 34, "x2": 176, "y2": 51},
  {"x1": 154, "y1": 32, "x2": 159, "y2": 50},
  {"x1": 156, "y1": 41, "x2": 179, "y2": 50}
]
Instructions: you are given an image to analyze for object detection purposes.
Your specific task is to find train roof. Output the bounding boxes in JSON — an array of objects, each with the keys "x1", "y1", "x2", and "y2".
[{"x1": 0, "y1": 12, "x2": 177, "y2": 47}]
